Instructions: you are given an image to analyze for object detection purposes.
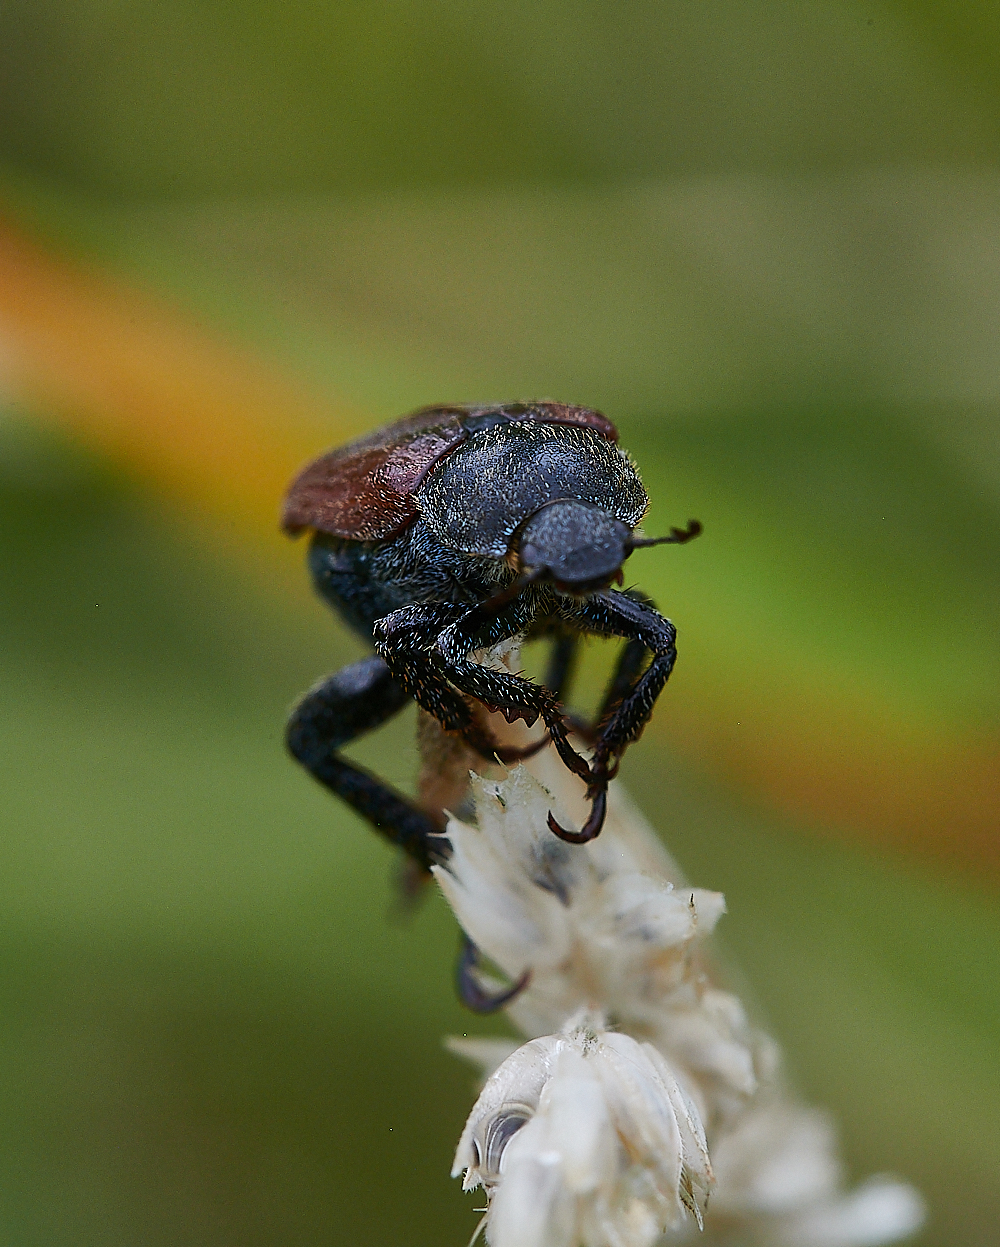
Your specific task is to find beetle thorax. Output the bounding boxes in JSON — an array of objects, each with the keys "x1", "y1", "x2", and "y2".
[{"x1": 414, "y1": 422, "x2": 647, "y2": 559}]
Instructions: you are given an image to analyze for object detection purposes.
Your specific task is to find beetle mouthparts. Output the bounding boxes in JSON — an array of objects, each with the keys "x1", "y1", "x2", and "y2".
[{"x1": 629, "y1": 519, "x2": 702, "y2": 549}]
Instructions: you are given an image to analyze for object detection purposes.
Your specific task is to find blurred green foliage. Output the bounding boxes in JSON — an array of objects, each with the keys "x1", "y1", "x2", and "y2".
[{"x1": 2, "y1": 1, "x2": 1000, "y2": 195}]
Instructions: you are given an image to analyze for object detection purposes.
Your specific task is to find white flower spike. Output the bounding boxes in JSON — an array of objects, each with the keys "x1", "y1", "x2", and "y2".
[
  {"x1": 431, "y1": 648, "x2": 924, "y2": 1247},
  {"x1": 434, "y1": 768, "x2": 729, "y2": 1047}
]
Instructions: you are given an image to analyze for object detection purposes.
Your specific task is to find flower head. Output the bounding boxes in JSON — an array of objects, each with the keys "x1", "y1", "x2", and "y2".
[
  {"x1": 453, "y1": 1014, "x2": 712, "y2": 1247},
  {"x1": 434, "y1": 768, "x2": 728, "y2": 1046},
  {"x1": 435, "y1": 680, "x2": 924, "y2": 1247}
]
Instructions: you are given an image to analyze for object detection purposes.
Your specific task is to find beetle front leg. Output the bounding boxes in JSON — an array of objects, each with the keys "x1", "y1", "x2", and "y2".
[
  {"x1": 535, "y1": 590, "x2": 676, "y2": 844},
  {"x1": 286, "y1": 656, "x2": 449, "y2": 871},
  {"x1": 376, "y1": 599, "x2": 597, "y2": 841},
  {"x1": 374, "y1": 603, "x2": 565, "y2": 768},
  {"x1": 433, "y1": 602, "x2": 594, "y2": 785},
  {"x1": 562, "y1": 589, "x2": 677, "y2": 780},
  {"x1": 536, "y1": 628, "x2": 646, "y2": 750}
]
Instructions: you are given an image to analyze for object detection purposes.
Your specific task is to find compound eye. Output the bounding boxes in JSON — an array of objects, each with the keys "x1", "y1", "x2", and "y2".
[{"x1": 480, "y1": 1106, "x2": 532, "y2": 1178}]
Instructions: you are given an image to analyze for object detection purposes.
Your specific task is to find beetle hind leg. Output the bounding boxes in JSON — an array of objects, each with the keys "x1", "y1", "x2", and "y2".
[
  {"x1": 456, "y1": 935, "x2": 530, "y2": 1013},
  {"x1": 286, "y1": 655, "x2": 449, "y2": 872}
]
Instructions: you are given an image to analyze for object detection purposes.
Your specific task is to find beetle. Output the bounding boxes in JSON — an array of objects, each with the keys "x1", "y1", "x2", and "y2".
[{"x1": 283, "y1": 400, "x2": 700, "y2": 877}]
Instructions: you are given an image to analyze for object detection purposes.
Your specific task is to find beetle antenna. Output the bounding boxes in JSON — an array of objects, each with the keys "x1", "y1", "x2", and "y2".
[{"x1": 629, "y1": 519, "x2": 702, "y2": 548}]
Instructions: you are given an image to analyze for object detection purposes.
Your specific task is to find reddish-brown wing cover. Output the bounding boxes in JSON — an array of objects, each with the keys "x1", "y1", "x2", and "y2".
[
  {"x1": 281, "y1": 402, "x2": 619, "y2": 541},
  {"x1": 282, "y1": 408, "x2": 467, "y2": 540}
]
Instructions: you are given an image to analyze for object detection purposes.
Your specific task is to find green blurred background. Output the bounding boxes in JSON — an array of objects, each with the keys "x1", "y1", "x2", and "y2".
[{"x1": 0, "y1": 3, "x2": 998, "y2": 1244}]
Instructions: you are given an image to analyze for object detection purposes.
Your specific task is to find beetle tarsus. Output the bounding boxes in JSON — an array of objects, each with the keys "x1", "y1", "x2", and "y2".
[
  {"x1": 464, "y1": 724, "x2": 552, "y2": 765},
  {"x1": 456, "y1": 936, "x2": 531, "y2": 1013},
  {"x1": 546, "y1": 786, "x2": 608, "y2": 845}
]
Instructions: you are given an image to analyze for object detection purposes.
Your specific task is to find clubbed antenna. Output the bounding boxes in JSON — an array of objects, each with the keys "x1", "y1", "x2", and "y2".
[{"x1": 629, "y1": 518, "x2": 703, "y2": 549}]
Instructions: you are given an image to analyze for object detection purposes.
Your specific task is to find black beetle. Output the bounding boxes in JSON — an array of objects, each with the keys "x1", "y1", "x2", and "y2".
[{"x1": 283, "y1": 401, "x2": 700, "y2": 872}]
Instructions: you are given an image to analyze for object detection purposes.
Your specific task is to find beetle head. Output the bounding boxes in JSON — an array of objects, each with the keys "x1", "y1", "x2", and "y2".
[
  {"x1": 515, "y1": 500, "x2": 633, "y2": 594},
  {"x1": 514, "y1": 502, "x2": 703, "y2": 595}
]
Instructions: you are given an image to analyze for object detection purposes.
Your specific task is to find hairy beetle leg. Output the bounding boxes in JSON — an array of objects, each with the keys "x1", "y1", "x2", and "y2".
[
  {"x1": 561, "y1": 589, "x2": 678, "y2": 771},
  {"x1": 377, "y1": 601, "x2": 595, "y2": 785},
  {"x1": 286, "y1": 656, "x2": 450, "y2": 872}
]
